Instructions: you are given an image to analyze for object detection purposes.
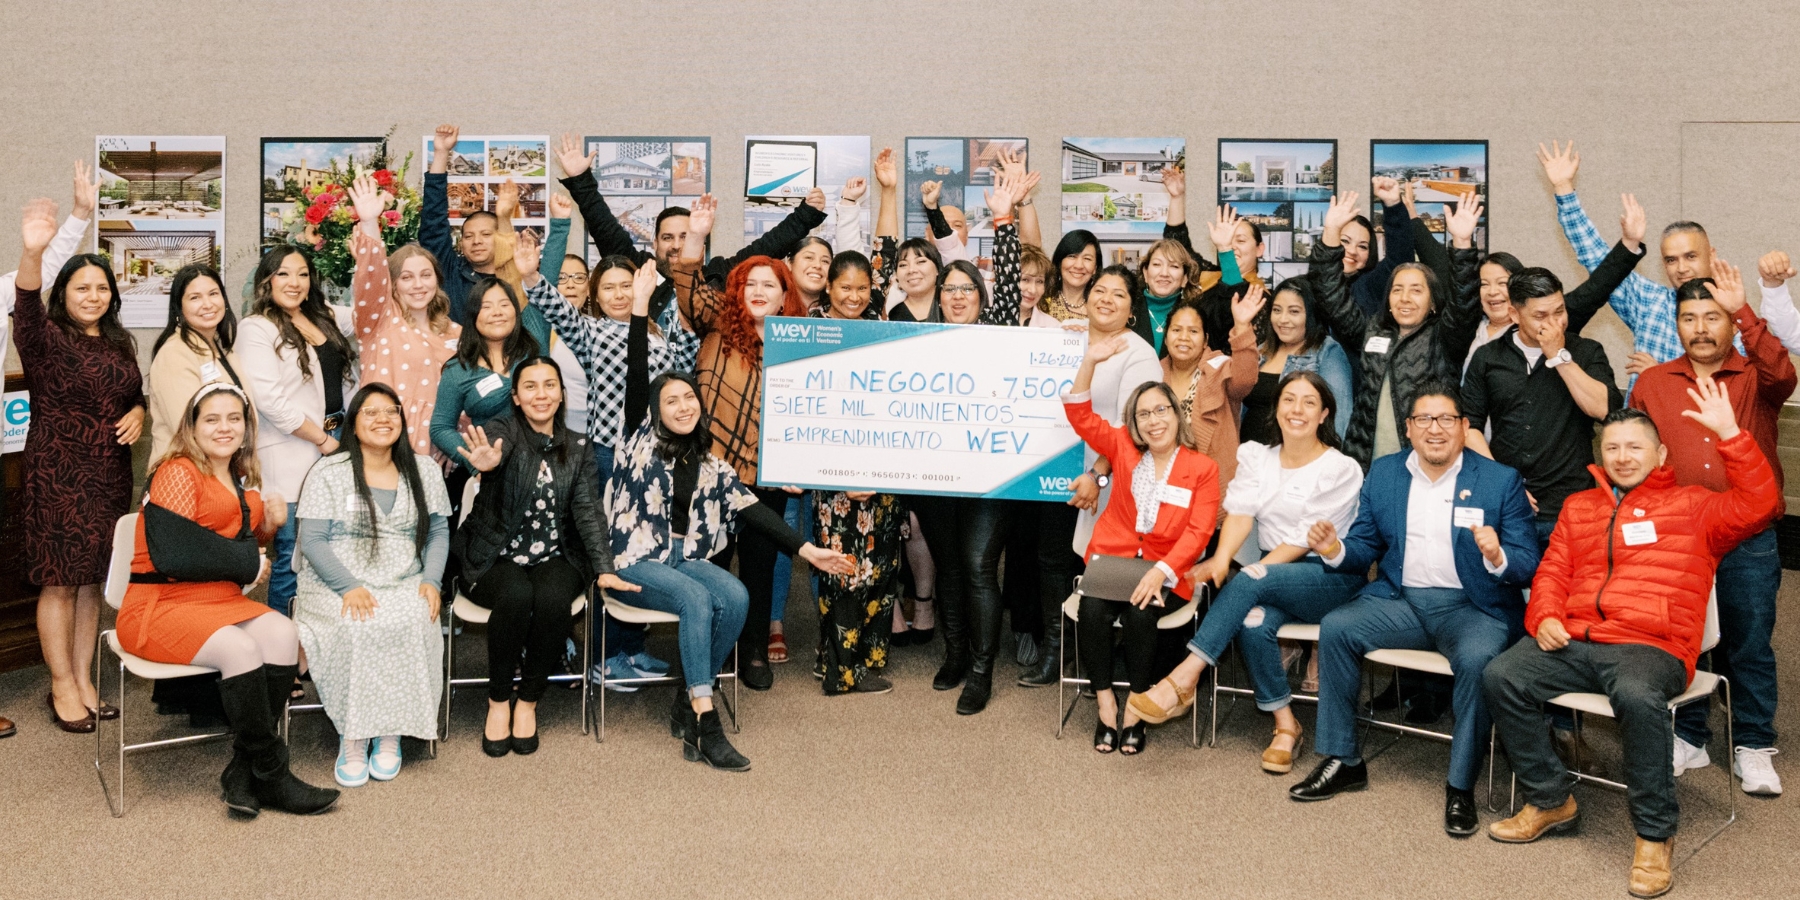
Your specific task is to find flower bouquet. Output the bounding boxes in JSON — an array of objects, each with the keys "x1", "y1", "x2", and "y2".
[{"x1": 270, "y1": 130, "x2": 421, "y2": 296}]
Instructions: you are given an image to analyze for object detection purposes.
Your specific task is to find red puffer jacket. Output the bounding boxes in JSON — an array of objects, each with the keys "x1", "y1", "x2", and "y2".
[{"x1": 1526, "y1": 431, "x2": 1778, "y2": 680}]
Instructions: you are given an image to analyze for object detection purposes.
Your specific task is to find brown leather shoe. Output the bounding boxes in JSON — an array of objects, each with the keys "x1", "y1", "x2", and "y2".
[
  {"x1": 1487, "y1": 795, "x2": 1579, "y2": 843},
  {"x1": 0, "y1": 715, "x2": 15, "y2": 738},
  {"x1": 1629, "y1": 837, "x2": 1673, "y2": 898},
  {"x1": 1261, "y1": 724, "x2": 1305, "y2": 774},
  {"x1": 47, "y1": 692, "x2": 96, "y2": 734}
]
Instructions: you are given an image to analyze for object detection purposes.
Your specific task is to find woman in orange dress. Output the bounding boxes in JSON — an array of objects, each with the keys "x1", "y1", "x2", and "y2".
[{"x1": 115, "y1": 382, "x2": 338, "y2": 818}]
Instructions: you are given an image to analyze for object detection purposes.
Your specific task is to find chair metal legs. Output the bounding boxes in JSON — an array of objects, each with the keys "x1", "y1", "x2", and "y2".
[
  {"x1": 594, "y1": 604, "x2": 738, "y2": 744},
  {"x1": 92, "y1": 629, "x2": 233, "y2": 818},
  {"x1": 446, "y1": 593, "x2": 593, "y2": 741}
]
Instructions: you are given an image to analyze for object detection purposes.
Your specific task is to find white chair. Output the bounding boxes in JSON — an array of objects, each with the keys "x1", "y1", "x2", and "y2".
[
  {"x1": 93, "y1": 513, "x2": 242, "y2": 817},
  {"x1": 594, "y1": 590, "x2": 739, "y2": 742},
  {"x1": 1515, "y1": 588, "x2": 1735, "y2": 866},
  {"x1": 442, "y1": 477, "x2": 593, "y2": 738},
  {"x1": 1055, "y1": 581, "x2": 1206, "y2": 748},
  {"x1": 1357, "y1": 644, "x2": 1501, "y2": 808},
  {"x1": 1210, "y1": 621, "x2": 1320, "y2": 747}
]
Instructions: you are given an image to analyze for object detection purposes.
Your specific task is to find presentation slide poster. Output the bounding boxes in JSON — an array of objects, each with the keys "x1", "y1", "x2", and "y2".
[
  {"x1": 261, "y1": 136, "x2": 383, "y2": 243},
  {"x1": 1370, "y1": 139, "x2": 1489, "y2": 253},
  {"x1": 95, "y1": 136, "x2": 225, "y2": 328},
  {"x1": 1217, "y1": 139, "x2": 1336, "y2": 281},
  {"x1": 758, "y1": 316, "x2": 1084, "y2": 501},
  {"x1": 743, "y1": 135, "x2": 870, "y2": 248},
  {"x1": 903, "y1": 137, "x2": 1028, "y2": 259},
  {"x1": 424, "y1": 134, "x2": 550, "y2": 248},
  {"x1": 581, "y1": 135, "x2": 710, "y2": 262},
  {"x1": 1061, "y1": 137, "x2": 1185, "y2": 268}
]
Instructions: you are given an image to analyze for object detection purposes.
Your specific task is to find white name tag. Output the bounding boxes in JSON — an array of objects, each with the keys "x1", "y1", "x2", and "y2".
[
  {"x1": 1282, "y1": 478, "x2": 1310, "y2": 502},
  {"x1": 445, "y1": 339, "x2": 460, "y2": 350},
  {"x1": 1159, "y1": 485, "x2": 1192, "y2": 508},
  {"x1": 1207, "y1": 355, "x2": 1230, "y2": 370},
  {"x1": 475, "y1": 372, "x2": 505, "y2": 397},
  {"x1": 1452, "y1": 506, "x2": 1485, "y2": 528},
  {"x1": 1622, "y1": 520, "x2": 1658, "y2": 545},
  {"x1": 1364, "y1": 335, "x2": 1391, "y2": 354},
  {"x1": 199, "y1": 361, "x2": 221, "y2": 383}
]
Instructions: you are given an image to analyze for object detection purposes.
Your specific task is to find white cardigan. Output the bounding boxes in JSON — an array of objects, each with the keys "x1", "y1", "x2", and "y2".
[{"x1": 237, "y1": 307, "x2": 355, "y2": 500}]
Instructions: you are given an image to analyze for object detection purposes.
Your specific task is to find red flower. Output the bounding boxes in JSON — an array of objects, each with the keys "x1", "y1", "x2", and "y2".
[
  {"x1": 305, "y1": 202, "x2": 329, "y2": 225},
  {"x1": 372, "y1": 169, "x2": 395, "y2": 188},
  {"x1": 381, "y1": 210, "x2": 401, "y2": 228}
]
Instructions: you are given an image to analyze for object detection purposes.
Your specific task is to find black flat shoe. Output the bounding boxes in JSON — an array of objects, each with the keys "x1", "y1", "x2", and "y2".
[
  {"x1": 510, "y1": 733, "x2": 539, "y2": 755},
  {"x1": 741, "y1": 658, "x2": 773, "y2": 692},
  {"x1": 1444, "y1": 785, "x2": 1479, "y2": 836},
  {"x1": 1289, "y1": 757, "x2": 1368, "y2": 801},
  {"x1": 1119, "y1": 722, "x2": 1147, "y2": 756},
  {"x1": 481, "y1": 735, "x2": 511, "y2": 758},
  {"x1": 1094, "y1": 719, "x2": 1119, "y2": 753}
]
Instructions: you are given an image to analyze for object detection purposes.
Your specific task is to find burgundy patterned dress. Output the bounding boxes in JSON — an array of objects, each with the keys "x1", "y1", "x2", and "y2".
[{"x1": 12, "y1": 286, "x2": 143, "y2": 586}]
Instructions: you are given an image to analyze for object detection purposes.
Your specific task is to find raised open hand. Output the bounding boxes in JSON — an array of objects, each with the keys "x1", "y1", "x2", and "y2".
[
  {"x1": 347, "y1": 173, "x2": 386, "y2": 235},
  {"x1": 72, "y1": 160, "x2": 99, "y2": 220},
  {"x1": 1537, "y1": 140, "x2": 1579, "y2": 195},
  {"x1": 1680, "y1": 374, "x2": 1740, "y2": 440},
  {"x1": 985, "y1": 169, "x2": 1017, "y2": 219},
  {"x1": 494, "y1": 179, "x2": 520, "y2": 220},
  {"x1": 1620, "y1": 193, "x2": 1647, "y2": 253},
  {"x1": 631, "y1": 256, "x2": 658, "y2": 313},
  {"x1": 455, "y1": 425, "x2": 505, "y2": 472},
  {"x1": 1207, "y1": 204, "x2": 1241, "y2": 252},
  {"x1": 1707, "y1": 257, "x2": 1747, "y2": 313},
  {"x1": 1322, "y1": 191, "x2": 1360, "y2": 244},
  {"x1": 842, "y1": 176, "x2": 868, "y2": 204},
  {"x1": 1446, "y1": 192, "x2": 1483, "y2": 248},
  {"x1": 1163, "y1": 163, "x2": 1186, "y2": 199},
  {"x1": 1231, "y1": 281, "x2": 1268, "y2": 327},
  {"x1": 1084, "y1": 334, "x2": 1128, "y2": 364},
  {"x1": 513, "y1": 226, "x2": 541, "y2": 276},
  {"x1": 687, "y1": 193, "x2": 717, "y2": 238},
  {"x1": 554, "y1": 132, "x2": 597, "y2": 178},
  {"x1": 20, "y1": 198, "x2": 57, "y2": 254},
  {"x1": 874, "y1": 147, "x2": 898, "y2": 190}
]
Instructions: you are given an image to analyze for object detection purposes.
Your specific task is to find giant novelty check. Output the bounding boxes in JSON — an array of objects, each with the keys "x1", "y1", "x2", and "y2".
[{"x1": 759, "y1": 317, "x2": 1086, "y2": 500}]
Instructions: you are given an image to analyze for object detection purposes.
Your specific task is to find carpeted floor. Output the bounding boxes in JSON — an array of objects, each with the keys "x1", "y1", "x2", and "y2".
[{"x1": 6, "y1": 572, "x2": 1798, "y2": 900}]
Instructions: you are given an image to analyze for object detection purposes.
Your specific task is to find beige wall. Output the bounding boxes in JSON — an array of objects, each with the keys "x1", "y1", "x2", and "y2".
[{"x1": 4, "y1": 0, "x2": 1800, "y2": 380}]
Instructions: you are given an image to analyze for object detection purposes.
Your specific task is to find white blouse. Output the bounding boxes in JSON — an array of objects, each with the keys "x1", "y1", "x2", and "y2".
[{"x1": 1222, "y1": 441, "x2": 1363, "y2": 553}]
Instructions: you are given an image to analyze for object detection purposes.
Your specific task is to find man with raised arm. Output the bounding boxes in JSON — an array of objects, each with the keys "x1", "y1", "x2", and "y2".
[
  {"x1": 1484, "y1": 381, "x2": 1778, "y2": 899},
  {"x1": 420, "y1": 124, "x2": 504, "y2": 323}
]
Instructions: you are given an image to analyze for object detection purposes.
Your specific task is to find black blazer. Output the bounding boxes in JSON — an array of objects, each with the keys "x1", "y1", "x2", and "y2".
[{"x1": 452, "y1": 413, "x2": 613, "y2": 584}]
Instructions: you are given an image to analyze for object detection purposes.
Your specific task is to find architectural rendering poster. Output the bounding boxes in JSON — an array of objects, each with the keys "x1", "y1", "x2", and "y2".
[
  {"x1": 1061, "y1": 137, "x2": 1185, "y2": 267},
  {"x1": 260, "y1": 136, "x2": 383, "y2": 244},
  {"x1": 743, "y1": 135, "x2": 870, "y2": 247},
  {"x1": 581, "y1": 136, "x2": 710, "y2": 261},
  {"x1": 1370, "y1": 140, "x2": 1489, "y2": 253},
  {"x1": 95, "y1": 135, "x2": 225, "y2": 328},
  {"x1": 424, "y1": 134, "x2": 551, "y2": 247},
  {"x1": 903, "y1": 137, "x2": 1028, "y2": 263},
  {"x1": 1217, "y1": 139, "x2": 1337, "y2": 282}
]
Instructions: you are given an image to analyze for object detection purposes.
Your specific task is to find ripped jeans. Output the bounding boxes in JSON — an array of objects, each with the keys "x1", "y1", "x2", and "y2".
[{"x1": 1188, "y1": 559, "x2": 1365, "y2": 711}]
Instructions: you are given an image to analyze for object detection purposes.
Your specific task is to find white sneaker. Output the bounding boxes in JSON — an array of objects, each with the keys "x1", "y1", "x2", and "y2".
[
  {"x1": 1733, "y1": 746, "x2": 1782, "y2": 796},
  {"x1": 335, "y1": 737, "x2": 370, "y2": 787},
  {"x1": 1672, "y1": 737, "x2": 1710, "y2": 776},
  {"x1": 368, "y1": 735, "x2": 402, "y2": 781}
]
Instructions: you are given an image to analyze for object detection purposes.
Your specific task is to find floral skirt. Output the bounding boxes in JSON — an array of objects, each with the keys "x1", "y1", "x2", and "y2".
[{"x1": 813, "y1": 492, "x2": 903, "y2": 693}]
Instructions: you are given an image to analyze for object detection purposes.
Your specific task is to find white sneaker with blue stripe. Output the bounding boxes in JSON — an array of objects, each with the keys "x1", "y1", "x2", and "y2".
[
  {"x1": 335, "y1": 737, "x2": 370, "y2": 787},
  {"x1": 368, "y1": 735, "x2": 402, "y2": 781}
]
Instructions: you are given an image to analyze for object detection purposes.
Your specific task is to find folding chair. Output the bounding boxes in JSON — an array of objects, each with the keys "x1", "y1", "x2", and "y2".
[
  {"x1": 442, "y1": 477, "x2": 592, "y2": 738},
  {"x1": 594, "y1": 590, "x2": 739, "y2": 742},
  {"x1": 1210, "y1": 622, "x2": 1321, "y2": 747},
  {"x1": 1055, "y1": 580, "x2": 1208, "y2": 748},
  {"x1": 1357, "y1": 645, "x2": 1501, "y2": 809}
]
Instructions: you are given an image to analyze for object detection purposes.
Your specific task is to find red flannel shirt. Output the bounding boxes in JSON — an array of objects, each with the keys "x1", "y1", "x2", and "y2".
[{"x1": 1628, "y1": 304, "x2": 1796, "y2": 513}]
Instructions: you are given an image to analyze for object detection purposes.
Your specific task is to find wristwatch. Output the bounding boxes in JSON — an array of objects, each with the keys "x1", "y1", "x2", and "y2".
[
  {"x1": 1088, "y1": 469, "x2": 1110, "y2": 488},
  {"x1": 1544, "y1": 349, "x2": 1573, "y2": 369}
]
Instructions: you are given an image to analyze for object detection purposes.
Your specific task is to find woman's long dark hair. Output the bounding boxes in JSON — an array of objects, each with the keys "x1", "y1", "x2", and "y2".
[
  {"x1": 47, "y1": 254, "x2": 136, "y2": 361},
  {"x1": 1047, "y1": 229, "x2": 1102, "y2": 300},
  {"x1": 153, "y1": 264, "x2": 238, "y2": 358},
  {"x1": 1275, "y1": 370, "x2": 1342, "y2": 450},
  {"x1": 648, "y1": 370, "x2": 712, "y2": 465},
  {"x1": 247, "y1": 246, "x2": 353, "y2": 380},
  {"x1": 509, "y1": 355, "x2": 570, "y2": 466},
  {"x1": 335, "y1": 383, "x2": 431, "y2": 560},
  {"x1": 1257, "y1": 276, "x2": 1329, "y2": 357},
  {"x1": 454, "y1": 276, "x2": 540, "y2": 372}
]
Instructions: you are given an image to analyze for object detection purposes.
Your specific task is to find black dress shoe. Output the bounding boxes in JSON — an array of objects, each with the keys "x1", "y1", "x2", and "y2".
[
  {"x1": 1444, "y1": 785, "x2": 1479, "y2": 836},
  {"x1": 481, "y1": 735, "x2": 511, "y2": 758},
  {"x1": 510, "y1": 733, "x2": 539, "y2": 755},
  {"x1": 932, "y1": 658, "x2": 968, "y2": 692},
  {"x1": 1405, "y1": 691, "x2": 1449, "y2": 726},
  {"x1": 1289, "y1": 757, "x2": 1368, "y2": 801},
  {"x1": 741, "y1": 658, "x2": 773, "y2": 692},
  {"x1": 955, "y1": 671, "x2": 992, "y2": 715}
]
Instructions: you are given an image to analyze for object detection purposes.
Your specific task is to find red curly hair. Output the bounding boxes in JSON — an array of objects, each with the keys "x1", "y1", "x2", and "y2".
[{"x1": 713, "y1": 255, "x2": 808, "y2": 363}]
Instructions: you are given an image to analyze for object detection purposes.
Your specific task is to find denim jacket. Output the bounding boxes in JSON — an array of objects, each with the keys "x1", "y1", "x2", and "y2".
[{"x1": 1269, "y1": 335, "x2": 1355, "y2": 440}]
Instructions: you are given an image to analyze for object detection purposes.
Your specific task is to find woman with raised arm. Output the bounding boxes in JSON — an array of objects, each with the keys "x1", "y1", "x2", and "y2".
[
  {"x1": 150, "y1": 264, "x2": 244, "y2": 461},
  {"x1": 294, "y1": 383, "x2": 451, "y2": 788},
  {"x1": 1239, "y1": 277, "x2": 1355, "y2": 445},
  {"x1": 453, "y1": 356, "x2": 613, "y2": 757},
  {"x1": 430, "y1": 277, "x2": 549, "y2": 473},
  {"x1": 118, "y1": 383, "x2": 339, "y2": 815},
  {"x1": 12, "y1": 198, "x2": 145, "y2": 732},
  {"x1": 238, "y1": 243, "x2": 357, "y2": 630},
  {"x1": 1160, "y1": 285, "x2": 1264, "y2": 485},
  {"x1": 1131, "y1": 371, "x2": 1363, "y2": 770},
  {"x1": 611, "y1": 262, "x2": 853, "y2": 768},
  {"x1": 1062, "y1": 335, "x2": 1221, "y2": 755},
  {"x1": 343, "y1": 174, "x2": 461, "y2": 457},
  {"x1": 870, "y1": 148, "x2": 945, "y2": 324},
  {"x1": 1307, "y1": 190, "x2": 1483, "y2": 469}
]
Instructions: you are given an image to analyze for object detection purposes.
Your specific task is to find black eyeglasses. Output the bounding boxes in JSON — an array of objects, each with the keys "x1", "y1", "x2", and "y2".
[{"x1": 1407, "y1": 414, "x2": 1462, "y2": 431}]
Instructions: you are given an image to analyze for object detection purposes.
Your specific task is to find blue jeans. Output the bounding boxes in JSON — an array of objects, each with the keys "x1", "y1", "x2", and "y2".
[
  {"x1": 1190, "y1": 560, "x2": 1365, "y2": 711},
  {"x1": 618, "y1": 543, "x2": 749, "y2": 698},
  {"x1": 1676, "y1": 526, "x2": 1780, "y2": 749},
  {"x1": 591, "y1": 443, "x2": 648, "y2": 659},
  {"x1": 769, "y1": 494, "x2": 814, "y2": 624},
  {"x1": 267, "y1": 502, "x2": 299, "y2": 616},
  {"x1": 1316, "y1": 586, "x2": 1512, "y2": 790}
]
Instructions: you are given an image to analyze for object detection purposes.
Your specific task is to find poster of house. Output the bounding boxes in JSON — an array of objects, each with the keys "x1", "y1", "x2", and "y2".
[
  {"x1": 1370, "y1": 140, "x2": 1489, "y2": 252},
  {"x1": 95, "y1": 136, "x2": 225, "y2": 328},
  {"x1": 1061, "y1": 137, "x2": 1184, "y2": 267},
  {"x1": 743, "y1": 135, "x2": 869, "y2": 249},
  {"x1": 904, "y1": 137, "x2": 1027, "y2": 264},
  {"x1": 580, "y1": 136, "x2": 710, "y2": 260},
  {"x1": 261, "y1": 137, "x2": 383, "y2": 244},
  {"x1": 424, "y1": 134, "x2": 551, "y2": 248},
  {"x1": 1217, "y1": 139, "x2": 1336, "y2": 281}
]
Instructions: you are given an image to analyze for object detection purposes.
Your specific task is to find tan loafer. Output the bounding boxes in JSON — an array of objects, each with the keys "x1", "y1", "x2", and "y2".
[
  {"x1": 1261, "y1": 724, "x2": 1305, "y2": 774},
  {"x1": 1629, "y1": 837, "x2": 1673, "y2": 898},
  {"x1": 1488, "y1": 796, "x2": 1579, "y2": 843},
  {"x1": 1127, "y1": 677, "x2": 1195, "y2": 725}
]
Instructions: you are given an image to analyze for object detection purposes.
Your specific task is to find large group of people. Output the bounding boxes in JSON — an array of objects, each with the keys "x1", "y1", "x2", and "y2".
[{"x1": 3, "y1": 134, "x2": 1792, "y2": 898}]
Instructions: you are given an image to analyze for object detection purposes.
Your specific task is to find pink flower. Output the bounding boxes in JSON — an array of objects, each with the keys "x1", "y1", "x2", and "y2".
[
  {"x1": 372, "y1": 169, "x2": 395, "y2": 189},
  {"x1": 305, "y1": 203, "x2": 328, "y2": 225},
  {"x1": 382, "y1": 210, "x2": 401, "y2": 228}
]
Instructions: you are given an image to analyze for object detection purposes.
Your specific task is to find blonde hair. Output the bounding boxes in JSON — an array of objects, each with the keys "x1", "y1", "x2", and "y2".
[
  {"x1": 1139, "y1": 238, "x2": 1205, "y2": 305},
  {"x1": 151, "y1": 383, "x2": 262, "y2": 489},
  {"x1": 1019, "y1": 242, "x2": 1051, "y2": 278},
  {"x1": 387, "y1": 243, "x2": 455, "y2": 336}
]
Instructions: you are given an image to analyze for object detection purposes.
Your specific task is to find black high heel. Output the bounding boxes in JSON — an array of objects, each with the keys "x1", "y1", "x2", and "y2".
[
  {"x1": 1120, "y1": 721, "x2": 1148, "y2": 756},
  {"x1": 1093, "y1": 718, "x2": 1120, "y2": 754},
  {"x1": 482, "y1": 700, "x2": 513, "y2": 757}
]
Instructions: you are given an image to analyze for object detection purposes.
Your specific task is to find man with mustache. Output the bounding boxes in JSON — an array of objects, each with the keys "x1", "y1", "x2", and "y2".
[{"x1": 1627, "y1": 260, "x2": 1794, "y2": 797}]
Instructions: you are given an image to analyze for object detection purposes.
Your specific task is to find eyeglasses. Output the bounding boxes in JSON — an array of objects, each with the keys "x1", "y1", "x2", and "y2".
[
  {"x1": 941, "y1": 284, "x2": 979, "y2": 297},
  {"x1": 361, "y1": 406, "x2": 403, "y2": 421},
  {"x1": 1135, "y1": 404, "x2": 1175, "y2": 423},
  {"x1": 557, "y1": 273, "x2": 588, "y2": 286},
  {"x1": 1407, "y1": 414, "x2": 1463, "y2": 430}
]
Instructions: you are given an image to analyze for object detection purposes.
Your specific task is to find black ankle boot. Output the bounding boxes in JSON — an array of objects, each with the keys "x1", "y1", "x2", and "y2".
[
  {"x1": 933, "y1": 655, "x2": 969, "y2": 691},
  {"x1": 1017, "y1": 633, "x2": 1061, "y2": 687},
  {"x1": 684, "y1": 709, "x2": 750, "y2": 771},
  {"x1": 956, "y1": 669, "x2": 994, "y2": 715},
  {"x1": 217, "y1": 666, "x2": 339, "y2": 816},
  {"x1": 669, "y1": 690, "x2": 697, "y2": 739}
]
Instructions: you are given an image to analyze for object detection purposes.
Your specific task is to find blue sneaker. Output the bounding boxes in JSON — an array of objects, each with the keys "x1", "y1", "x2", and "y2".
[
  {"x1": 368, "y1": 735, "x2": 402, "y2": 781},
  {"x1": 596, "y1": 654, "x2": 639, "y2": 692},
  {"x1": 335, "y1": 737, "x2": 370, "y2": 787},
  {"x1": 628, "y1": 652, "x2": 672, "y2": 676}
]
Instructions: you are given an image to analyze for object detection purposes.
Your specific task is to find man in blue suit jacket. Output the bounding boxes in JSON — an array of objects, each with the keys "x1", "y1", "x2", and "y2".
[{"x1": 1289, "y1": 379, "x2": 1540, "y2": 837}]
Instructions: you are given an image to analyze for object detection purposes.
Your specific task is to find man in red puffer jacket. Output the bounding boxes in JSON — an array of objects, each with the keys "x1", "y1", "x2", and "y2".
[{"x1": 1480, "y1": 377, "x2": 1778, "y2": 898}]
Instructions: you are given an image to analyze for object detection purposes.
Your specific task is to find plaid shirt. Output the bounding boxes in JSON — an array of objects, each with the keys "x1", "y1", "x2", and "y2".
[
  {"x1": 526, "y1": 280, "x2": 700, "y2": 450},
  {"x1": 1555, "y1": 191, "x2": 1683, "y2": 378}
]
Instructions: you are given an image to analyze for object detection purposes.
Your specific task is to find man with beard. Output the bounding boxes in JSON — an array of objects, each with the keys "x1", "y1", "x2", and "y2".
[
  {"x1": 1288, "y1": 378, "x2": 1539, "y2": 837},
  {"x1": 1628, "y1": 260, "x2": 1794, "y2": 797}
]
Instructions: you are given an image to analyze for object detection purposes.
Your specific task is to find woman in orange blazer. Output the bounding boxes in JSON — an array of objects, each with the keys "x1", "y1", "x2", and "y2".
[{"x1": 1062, "y1": 335, "x2": 1221, "y2": 755}]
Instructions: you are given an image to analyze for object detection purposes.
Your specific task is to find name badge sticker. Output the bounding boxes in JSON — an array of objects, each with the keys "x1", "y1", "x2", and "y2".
[
  {"x1": 1282, "y1": 478, "x2": 1310, "y2": 502},
  {"x1": 1207, "y1": 355, "x2": 1230, "y2": 370},
  {"x1": 199, "y1": 361, "x2": 221, "y2": 382},
  {"x1": 1452, "y1": 506, "x2": 1485, "y2": 528},
  {"x1": 1364, "y1": 335, "x2": 1392, "y2": 354},
  {"x1": 1622, "y1": 520, "x2": 1658, "y2": 545},
  {"x1": 1159, "y1": 485, "x2": 1192, "y2": 508},
  {"x1": 475, "y1": 373, "x2": 505, "y2": 397}
]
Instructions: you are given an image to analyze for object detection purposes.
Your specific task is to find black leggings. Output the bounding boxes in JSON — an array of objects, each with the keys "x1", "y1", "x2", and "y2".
[
  {"x1": 468, "y1": 556, "x2": 584, "y2": 703},
  {"x1": 725, "y1": 485, "x2": 790, "y2": 664},
  {"x1": 1077, "y1": 594, "x2": 1190, "y2": 695}
]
